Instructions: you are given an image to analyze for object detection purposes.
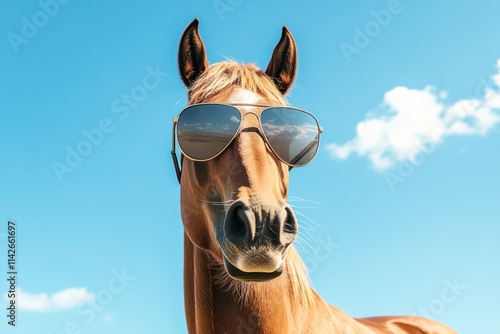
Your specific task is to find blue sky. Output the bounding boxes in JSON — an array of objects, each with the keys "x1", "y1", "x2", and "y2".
[{"x1": 1, "y1": 0, "x2": 499, "y2": 333}]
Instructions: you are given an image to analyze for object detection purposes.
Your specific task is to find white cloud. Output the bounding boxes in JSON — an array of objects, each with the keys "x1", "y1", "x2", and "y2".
[
  {"x1": 16, "y1": 289, "x2": 50, "y2": 311},
  {"x1": 493, "y1": 59, "x2": 500, "y2": 87},
  {"x1": 9, "y1": 287, "x2": 94, "y2": 312},
  {"x1": 51, "y1": 288, "x2": 94, "y2": 309},
  {"x1": 328, "y1": 59, "x2": 500, "y2": 171}
]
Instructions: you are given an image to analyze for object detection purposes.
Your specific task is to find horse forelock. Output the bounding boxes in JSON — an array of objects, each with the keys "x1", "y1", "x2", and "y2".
[{"x1": 188, "y1": 61, "x2": 288, "y2": 105}]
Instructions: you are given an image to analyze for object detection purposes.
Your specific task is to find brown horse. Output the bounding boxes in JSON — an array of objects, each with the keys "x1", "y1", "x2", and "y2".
[{"x1": 172, "y1": 18, "x2": 457, "y2": 334}]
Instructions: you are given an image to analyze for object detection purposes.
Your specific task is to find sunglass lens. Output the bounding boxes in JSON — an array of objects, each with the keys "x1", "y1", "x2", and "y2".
[
  {"x1": 177, "y1": 105, "x2": 241, "y2": 160},
  {"x1": 260, "y1": 108, "x2": 320, "y2": 166}
]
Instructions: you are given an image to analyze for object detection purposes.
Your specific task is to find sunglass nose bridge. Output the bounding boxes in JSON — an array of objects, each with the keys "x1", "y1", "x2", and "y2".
[
  {"x1": 239, "y1": 110, "x2": 262, "y2": 131},
  {"x1": 238, "y1": 111, "x2": 267, "y2": 139},
  {"x1": 240, "y1": 110, "x2": 260, "y2": 120}
]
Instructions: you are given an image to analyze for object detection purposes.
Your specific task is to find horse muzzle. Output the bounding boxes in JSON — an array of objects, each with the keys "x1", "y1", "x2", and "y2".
[{"x1": 221, "y1": 200, "x2": 298, "y2": 282}]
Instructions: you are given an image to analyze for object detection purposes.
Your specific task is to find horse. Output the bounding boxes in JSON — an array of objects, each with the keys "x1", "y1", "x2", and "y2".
[{"x1": 172, "y1": 18, "x2": 457, "y2": 334}]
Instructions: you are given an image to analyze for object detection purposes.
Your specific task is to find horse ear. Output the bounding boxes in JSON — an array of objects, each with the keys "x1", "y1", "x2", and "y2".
[
  {"x1": 265, "y1": 26, "x2": 297, "y2": 95},
  {"x1": 178, "y1": 18, "x2": 209, "y2": 87}
]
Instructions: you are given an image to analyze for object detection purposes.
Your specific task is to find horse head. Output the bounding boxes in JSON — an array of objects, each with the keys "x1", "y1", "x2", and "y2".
[{"x1": 174, "y1": 19, "x2": 320, "y2": 282}]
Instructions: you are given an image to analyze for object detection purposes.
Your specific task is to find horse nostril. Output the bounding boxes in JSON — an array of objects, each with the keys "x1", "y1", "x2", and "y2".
[
  {"x1": 281, "y1": 206, "x2": 298, "y2": 245},
  {"x1": 225, "y1": 202, "x2": 254, "y2": 246}
]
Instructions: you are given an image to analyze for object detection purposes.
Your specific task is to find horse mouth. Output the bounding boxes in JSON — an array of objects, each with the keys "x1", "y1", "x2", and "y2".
[{"x1": 223, "y1": 256, "x2": 285, "y2": 282}]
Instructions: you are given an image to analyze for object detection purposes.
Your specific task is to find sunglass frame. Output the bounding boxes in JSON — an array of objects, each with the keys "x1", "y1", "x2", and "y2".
[{"x1": 171, "y1": 103, "x2": 323, "y2": 183}]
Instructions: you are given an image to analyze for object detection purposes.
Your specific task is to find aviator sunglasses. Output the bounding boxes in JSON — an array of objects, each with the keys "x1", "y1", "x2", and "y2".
[{"x1": 171, "y1": 103, "x2": 322, "y2": 182}]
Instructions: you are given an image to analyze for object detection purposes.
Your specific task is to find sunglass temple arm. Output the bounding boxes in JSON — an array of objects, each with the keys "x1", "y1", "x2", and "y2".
[{"x1": 171, "y1": 117, "x2": 182, "y2": 183}]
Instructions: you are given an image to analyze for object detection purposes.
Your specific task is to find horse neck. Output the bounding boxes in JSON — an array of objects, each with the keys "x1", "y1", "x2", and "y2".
[{"x1": 183, "y1": 232, "x2": 366, "y2": 334}]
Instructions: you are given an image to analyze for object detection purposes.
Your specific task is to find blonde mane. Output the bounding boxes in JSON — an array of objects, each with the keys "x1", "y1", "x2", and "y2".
[{"x1": 188, "y1": 61, "x2": 288, "y2": 105}]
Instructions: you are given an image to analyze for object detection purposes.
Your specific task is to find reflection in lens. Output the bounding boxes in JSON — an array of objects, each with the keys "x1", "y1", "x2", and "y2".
[
  {"x1": 260, "y1": 108, "x2": 320, "y2": 166},
  {"x1": 177, "y1": 104, "x2": 241, "y2": 160}
]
